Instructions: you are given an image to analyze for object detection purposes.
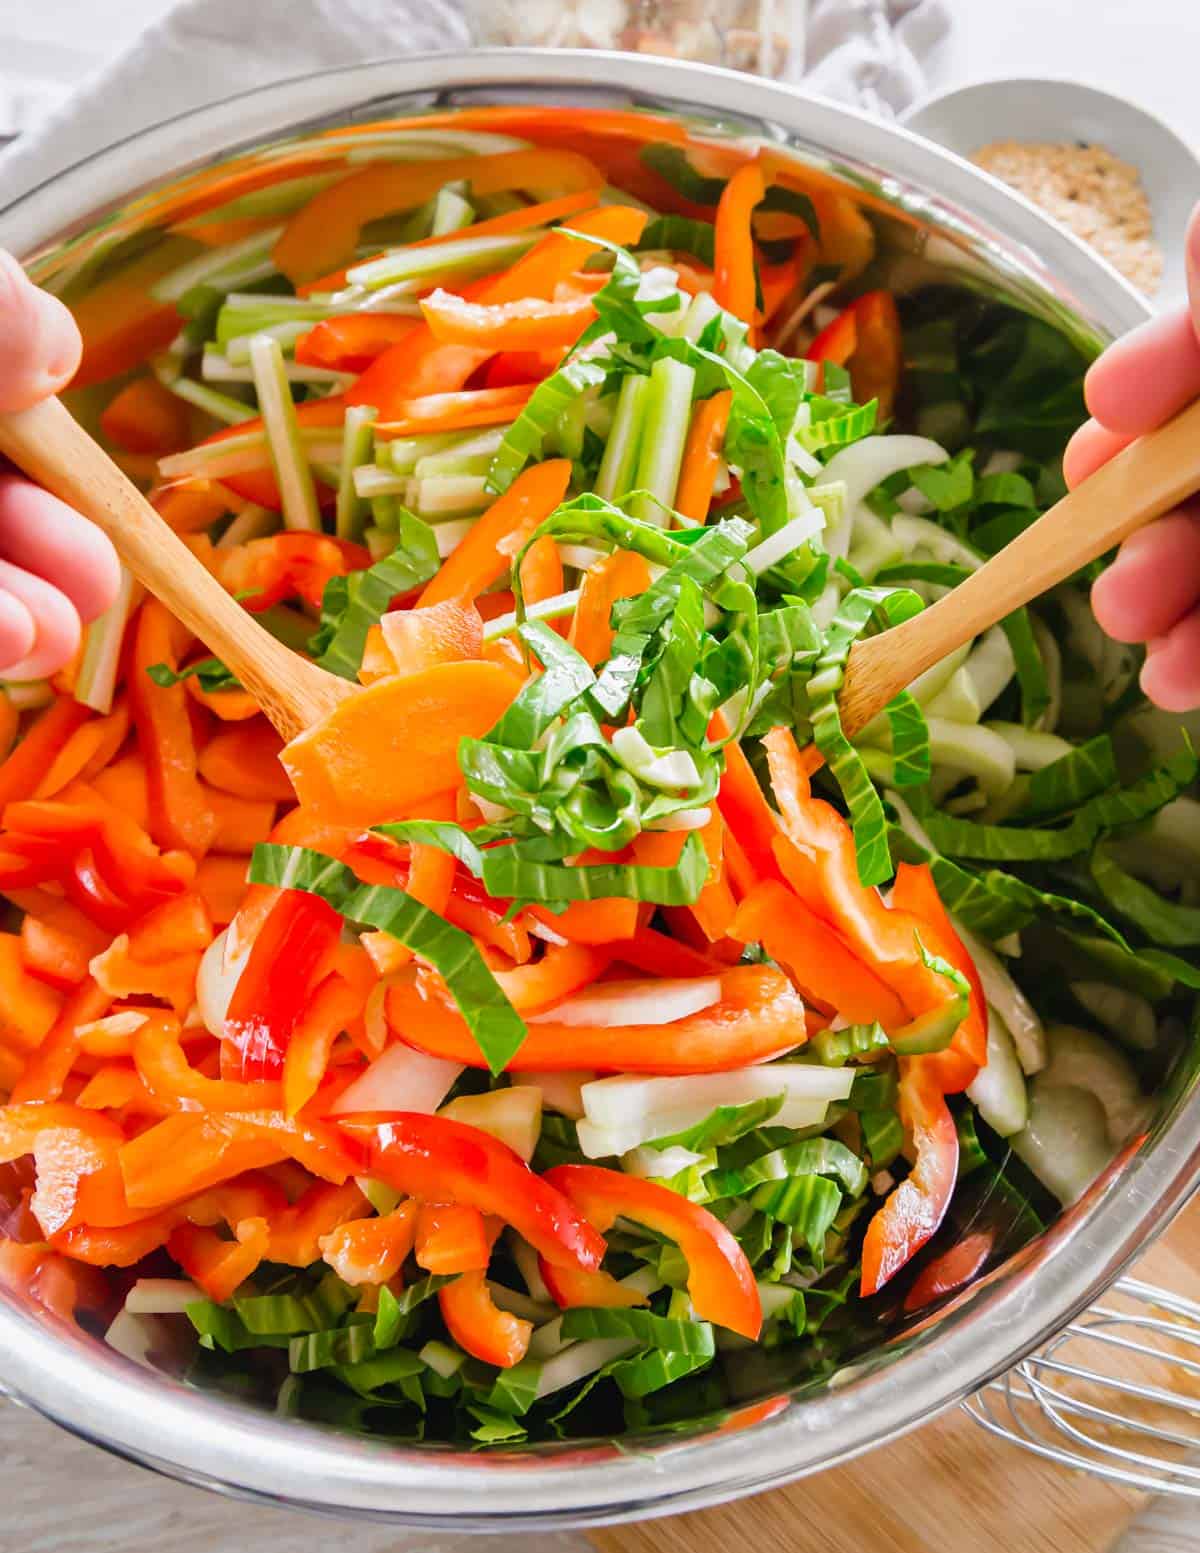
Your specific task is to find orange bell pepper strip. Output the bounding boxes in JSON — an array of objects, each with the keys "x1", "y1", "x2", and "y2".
[
  {"x1": 9, "y1": 977, "x2": 112, "y2": 1103},
  {"x1": 370, "y1": 383, "x2": 535, "y2": 436},
  {"x1": 807, "y1": 291, "x2": 902, "y2": 418},
  {"x1": 568, "y1": 549, "x2": 652, "y2": 667},
  {"x1": 266, "y1": 1178, "x2": 370, "y2": 1265},
  {"x1": 714, "y1": 163, "x2": 766, "y2": 326},
  {"x1": 0, "y1": 932, "x2": 66, "y2": 1049},
  {"x1": 168, "y1": 1215, "x2": 270, "y2": 1301},
  {"x1": 386, "y1": 965, "x2": 804, "y2": 1074},
  {"x1": 320, "y1": 1201, "x2": 418, "y2": 1285},
  {"x1": 282, "y1": 968, "x2": 371, "y2": 1119},
  {"x1": 32, "y1": 701, "x2": 131, "y2": 799},
  {"x1": 193, "y1": 855, "x2": 249, "y2": 927},
  {"x1": 0, "y1": 1239, "x2": 109, "y2": 1320},
  {"x1": 545, "y1": 1165, "x2": 762, "y2": 1340},
  {"x1": 630, "y1": 821, "x2": 735, "y2": 944},
  {"x1": 480, "y1": 205, "x2": 648, "y2": 306},
  {"x1": 75, "y1": 1062, "x2": 164, "y2": 1115},
  {"x1": 132, "y1": 1013, "x2": 284, "y2": 1112},
  {"x1": 414, "y1": 1202, "x2": 492, "y2": 1274},
  {"x1": 152, "y1": 484, "x2": 230, "y2": 536},
  {"x1": 0, "y1": 1101, "x2": 123, "y2": 1236},
  {"x1": 493, "y1": 942, "x2": 609, "y2": 1014},
  {"x1": 379, "y1": 599, "x2": 484, "y2": 675},
  {"x1": 420, "y1": 290, "x2": 597, "y2": 352},
  {"x1": 99, "y1": 376, "x2": 192, "y2": 456},
  {"x1": 295, "y1": 313, "x2": 420, "y2": 374},
  {"x1": 0, "y1": 697, "x2": 91, "y2": 812},
  {"x1": 860, "y1": 1060, "x2": 959, "y2": 1297},
  {"x1": 539, "y1": 1259, "x2": 649, "y2": 1311},
  {"x1": 128, "y1": 601, "x2": 216, "y2": 858},
  {"x1": 297, "y1": 190, "x2": 602, "y2": 296},
  {"x1": 674, "y1": 391, "x2": 732, "y2": 524},
  {"x1": 199, "y1": 719, "x2": 296, "y2": 803},
  {"x1": 52, "y1": 1213, "x2": 180, "y2": 1267},
  {"x1": 68, "y1": 244, "x2": 183, "y2": 391},
  {"x1": 19, "y1": 896, "x2": 110, "y2": 990},
  {"x1": 91, "y1": 754, "x2": 150, "y2": 829},
  {"x1": 273, "y1": 148, "x2": 604, "y2": 284},
  {"x1": 731, "y1": 881, "x2": 908, "y2": 1026},
  {"x1": 439, "y1": 1269, "x2": 532, "y2": 1368},
  {"x1": 518, "y1": 534, "x2": 564, "y2": 609},
  {"x1": 223, "y1": 886, "x2": 342, "y2": 1082},
  {"x1": 346, "y1": 334, "x2": 492, "y2": 415},
  {"x1": 714, "y1": 734, "x2": 784, "y2": 888},
  {"x1": 282, "y1": 658, "x2": 524, "y2": 828},
  {"x1": 889, "y1": 862, "x2": 988, "y2": 1090},
  {"x1": 117, "y1": 1112, "x2": 284, "y2": 1210},
  {"x1": 335, "y1": 1112, "x2": 606, "y2": 1272}
]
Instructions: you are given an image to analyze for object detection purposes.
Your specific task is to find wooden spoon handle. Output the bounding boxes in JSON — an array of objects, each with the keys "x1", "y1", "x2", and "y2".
[
  {"x1": 838, "y1": 396, "x2": 1200, "y2": 739},
  {"x1": 0, "y1": 398, "x2": 350, "y2": 741}
]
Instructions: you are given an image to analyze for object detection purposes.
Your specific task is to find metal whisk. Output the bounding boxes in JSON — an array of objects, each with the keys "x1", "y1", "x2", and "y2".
[{"x1": 965, "y1": 1277, "x2": 1200, "y2": 1496}]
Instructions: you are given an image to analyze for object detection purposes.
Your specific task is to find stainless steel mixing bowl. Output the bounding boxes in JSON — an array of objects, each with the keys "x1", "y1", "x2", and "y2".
[{"x1": 0, "y1": 48, "x2": 1190, "y2": 1531}]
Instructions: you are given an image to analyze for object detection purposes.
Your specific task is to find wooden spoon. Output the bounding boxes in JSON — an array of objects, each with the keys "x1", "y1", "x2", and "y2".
[
  {"x1": 2, "y1": 392, "x2": 1200, "y2": 772},
  {"x1": 838, "y1": 396, "x2": 1200, "y2": 739},
  {"x1": 0, "y1": 396, "x2": 354, "y2": 743}
]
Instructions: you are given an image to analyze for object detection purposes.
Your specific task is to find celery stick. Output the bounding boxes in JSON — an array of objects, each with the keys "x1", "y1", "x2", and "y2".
[
  {"x1": 386, "y1": 431, "x2": 473, "y2": 473},
  {"x1": 432, "y1": 518, "x2": 476, "y2": 557},
  {"x1": 217, "y1": 504, "x2": 280, "y2": 549},
  {"x1": 408, "y1": 474, "x2": 491, "y2": 517},
  {"x1": 365, "y1": 528, "x2": 397, "y2": 562},
  {"x1": 159, "y1": 375, "x2": 255, "y2": 426},
  {"x1": 482, "y1": 590, "x2": 581, "y2": 641},
  {"x1": 631, "y1": 357, "x2": 696, "y2": 525},
  {"x1": 249, "y1": 334, "x2": 321, "y2": 533},
  {"x1": 415, "y1": 426, "x2": 506, "y2": 477},
  {"x1": 347, "y1": 232, "x2": 539, "y2": 291},
  {"x1": 203, "y1": 347, "x2": 350, "y2": 387},
  {"x1": 151, "y1": 226, "x2": 284, "y2": 303},
  {"x1": 353, "y1": 466, "x2": 408, "y2": 500},
  {"x1": 158, "y1": 428, "x2": 341, "y2": 484},
  {"x1": 595, "y1": 373, "x2": 650, "y2": 502},
  {"x1": 430, "y1": 187, "x2": 475, "y2": 236},
  {"x1": 336, "y1": 405, "x2": 378, "y2": 542},
  {"x1": 225, "y1": 320, "x2": 310, "y2": 365},
  {"x1": 75, "y1": 567, "x2": 139, "y2": 713}
]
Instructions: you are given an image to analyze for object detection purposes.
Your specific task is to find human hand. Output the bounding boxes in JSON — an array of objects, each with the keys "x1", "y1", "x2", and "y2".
[
  {"x1": 0, "y1": 251, "x2": 121, "y2": 679},
  {"x1": 1064, "y1": 203, "x2": 1200, "y2": 713}
]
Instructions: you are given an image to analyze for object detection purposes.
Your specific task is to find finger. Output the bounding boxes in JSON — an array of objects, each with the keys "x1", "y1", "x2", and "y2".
[
  {"x1": 1062, "y1": 417, "x2": 1134, "y2": 489},
  {"x1": 0, "y1": 474, "x2": 121, "y2": 622},
  {"x1": 1083, "y1": 302, "x2": 1200, "y2": 435},
  {"x1": 1142, "y1": 607, "x2": 1200, "y2": 713},
  {"x1": 0, "y1": 251, "x2": 82, "y2": 413},
  {"x1": 1091, "y1": 503, "x2": 1200, "y2": 643},
  {"x1": 0, "y1": 588, "x2": 37, "y2": 668},
  {"x1": 0, "y1": 558, "x2": 81, "y2": 679}
]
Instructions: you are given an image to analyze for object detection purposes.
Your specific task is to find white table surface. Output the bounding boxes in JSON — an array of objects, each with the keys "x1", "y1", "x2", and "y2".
[{"x1": 0, "y1": 1, "x2": 1198, "y2": 1549}]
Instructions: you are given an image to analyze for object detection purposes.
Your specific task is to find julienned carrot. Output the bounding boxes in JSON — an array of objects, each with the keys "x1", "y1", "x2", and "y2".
[
  {"x1": 518, "y1": 535, "x2": 564, "y2": 608},
  {"x1": 713, "y1": 162, "x2": 766, "y2": 327},
  {"x1": 674, "y1": 390, "x2": 733, "y2": 524},
  {"x1": 569, "y1": 550, "x2": 652, "y2": 666},
  {"x1": 418, "y1": 459, "x2": 571, "y2": 607},
  {"x1": 297, "y1": 190, "x2": 603, "y2": 296},
  {"x1": 372, "y1": 383, "x2": 535, "y2": 438},
  {"x1": 0, "y1": 698, "x2": 91, "y2": 812},
  {"x1": 128, "y1": 602, "x2": 216, "y2": 859},
  {"x1": 199, "y1": 719, "x2": 295, "y2": 803},
  {"x1": 99, "y1": 376, "x2": 192, "y2": 457},
  {"x1": 32, "y1": 702, "x2": 131, "y2": 798},
  {"x1": 421, "y1": 290, "x2": 596, "y2": 352},
  {"x1": 274, "y1": 149, "x2": 605, "y2": 284}
]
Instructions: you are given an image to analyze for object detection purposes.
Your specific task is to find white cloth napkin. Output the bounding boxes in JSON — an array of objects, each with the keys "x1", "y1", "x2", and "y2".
[{"x1": 0, "y1": 0, "x2": 948, "y2": 209}]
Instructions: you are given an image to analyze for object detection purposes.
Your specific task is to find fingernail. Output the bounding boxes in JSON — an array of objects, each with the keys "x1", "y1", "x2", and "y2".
[{"x1": 0, "y1": 248, "x2": 80, "y2": 385}]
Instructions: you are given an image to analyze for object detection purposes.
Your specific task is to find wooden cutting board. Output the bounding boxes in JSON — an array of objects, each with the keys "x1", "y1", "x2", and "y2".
[{"x1": 592, "y1": 1201, "x2": 1200, "y2": 1553}]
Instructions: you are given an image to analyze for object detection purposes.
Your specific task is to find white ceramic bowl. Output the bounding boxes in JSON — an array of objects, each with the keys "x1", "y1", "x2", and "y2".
[{"x1": 901, "y1": 77, "x2": 1199, "y2": 304}]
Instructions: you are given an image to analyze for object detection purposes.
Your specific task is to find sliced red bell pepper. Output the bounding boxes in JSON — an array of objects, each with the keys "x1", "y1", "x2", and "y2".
[
  {"x1": 222, "y1": 888, "x2": 343, "y2": 1082},
  {"x1": 261, "y1": 1178, "x2": 368, "y2": 1265},
  {"x1": 806, "y1": 290, "x2": 902, "y2": 418},
  {"x1": 902, "y1": 1228, "x2": 994, "y2": 1313},
  {"x1": 438, "y1": 1269, "x2": 532, "y2": 1368},
  {"x1": 334, "y1": 1112, "x2": 605, "y2": 1272},
  {"x1": 806, "y1": 306, "x2": 857, "y2": 368},
  {"x1": 860, "y1": 1060, "x2": 959, "y2": 1297},
  {"x1": 168, "y1": 1215, "x2": 270, "y2": 1301},
  {"x1": 384, "y1": 965, "x2": 805, "y2": 1075},
  {"x1": 0, "y1": 1101, "x2": 123, "y2": 1238},
  {"x1": 539, "y1": 1260, "x2": 648, "y2": 1311},
  {"x1": 295, "y1": 314, "x2": 419, "y2": 373},
  {"x1": 544, "y1": 1165, "x2": 762, "y2": 1339}
]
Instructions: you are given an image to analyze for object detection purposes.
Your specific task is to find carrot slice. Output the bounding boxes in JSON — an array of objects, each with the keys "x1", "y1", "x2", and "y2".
[
  {"x1": 418, "y1": 459, "x2": 571, "y2": 607},
  {"x1": 380, "y1": 599, "x2": 484, "y2": 675},
  {"x1": 713, "y1": 162, "x2": 766, "y2": 326},
  {"x1": 199, "y1": 720, "x2": 295, "y2": 803},
  {"x1": 32, "y1": 702, "x2": 131, "y2": 799},
  {"x1": 569, "y1": 550, "x2": 652, "y2": 666},
  {"x1": 282, "y1": 660, "x2": 524, "y2": 828},
  {"x1": 0, "y1": 697, "x2": 91, "y2": 812},
  {"x1": 518, "y1": 534, "x2": 564, "y2": 608}
]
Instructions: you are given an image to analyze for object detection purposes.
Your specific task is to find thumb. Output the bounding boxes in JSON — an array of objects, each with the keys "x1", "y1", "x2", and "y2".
[
  {"x1": 1189, "y1": 201, "x2": 1200, "y2": 344},
  {"x1": 0, "y1": 250, "x2": 82, "y2": 413}
]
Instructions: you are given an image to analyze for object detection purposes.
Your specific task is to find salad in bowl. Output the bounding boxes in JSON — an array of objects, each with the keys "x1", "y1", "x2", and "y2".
[{"x1": 0, "y1": 99, "x2": 1192, "y2": 1455}]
